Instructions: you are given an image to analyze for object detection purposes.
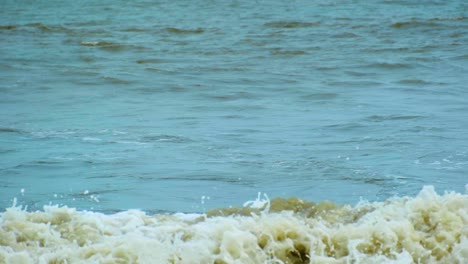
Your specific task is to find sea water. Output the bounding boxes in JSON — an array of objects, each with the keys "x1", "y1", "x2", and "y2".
[{"x1": 1, "y1": 0, "x2": 467, "y2": 263}]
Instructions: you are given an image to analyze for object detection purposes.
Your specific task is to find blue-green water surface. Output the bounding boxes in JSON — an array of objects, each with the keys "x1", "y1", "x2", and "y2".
[{"x1": 1, "y1": 0, "x2": 467, "y2": 213}]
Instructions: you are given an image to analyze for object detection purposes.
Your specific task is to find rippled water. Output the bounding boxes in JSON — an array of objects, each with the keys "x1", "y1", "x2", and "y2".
[
  {"x1": 2, "y1": 1, "x2": 468, "y2": 263},
  {"x1": 1, "y1": 0, "x2": 467, "y2": 214}
]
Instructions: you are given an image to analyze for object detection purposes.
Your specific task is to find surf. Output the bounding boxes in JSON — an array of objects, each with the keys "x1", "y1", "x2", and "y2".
[{"x1": 1, "y1": 186, "x2": 466, "y2": 263}]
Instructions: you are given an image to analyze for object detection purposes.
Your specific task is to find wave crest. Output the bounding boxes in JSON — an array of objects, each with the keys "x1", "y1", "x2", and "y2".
[{"x1": 1, "y1": 186, "x2": 467, "y2": 263}]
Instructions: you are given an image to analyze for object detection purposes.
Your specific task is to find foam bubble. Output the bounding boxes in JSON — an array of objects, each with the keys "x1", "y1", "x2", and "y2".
[{"x1": 0, "y1": 186, "x2": 466, "y2": 263}]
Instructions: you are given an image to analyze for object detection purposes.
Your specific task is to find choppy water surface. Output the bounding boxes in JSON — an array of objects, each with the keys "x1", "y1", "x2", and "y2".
[
  {"x1": 0, "y1": 1, "x2": 467, "y2": 262},
  {"x1": 1, "y1": 0, "x2": 466, "y2": 213}
]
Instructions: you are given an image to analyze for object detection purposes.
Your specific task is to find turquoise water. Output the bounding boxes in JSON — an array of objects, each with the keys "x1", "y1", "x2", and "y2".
[
  {"x1": 1, "y1": 0, "x2": 467, "y2": 214},
  {"x1": 1, "y1": 1, "x2": 468, "y2": 263}
]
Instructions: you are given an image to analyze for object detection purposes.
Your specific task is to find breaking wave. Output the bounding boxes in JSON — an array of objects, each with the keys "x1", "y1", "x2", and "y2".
[{"x1": 1, "y1": 186, "x2": 467, "y2": 263}]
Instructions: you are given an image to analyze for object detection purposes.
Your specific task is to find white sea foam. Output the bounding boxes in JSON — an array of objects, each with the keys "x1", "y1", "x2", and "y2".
[{"x1": 1, "y1": 186, "x2": 467, "y2": 264}]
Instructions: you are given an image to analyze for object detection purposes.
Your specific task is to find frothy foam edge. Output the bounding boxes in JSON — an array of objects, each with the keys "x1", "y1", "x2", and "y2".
[{"x1": 1, "y1": 185, "x2": 467, "y2": 263}]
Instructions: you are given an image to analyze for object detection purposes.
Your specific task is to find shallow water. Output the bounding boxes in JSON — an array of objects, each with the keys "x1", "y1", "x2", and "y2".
[{"x1": 1, "y1": 1, "x2": 467, "y2": 262}]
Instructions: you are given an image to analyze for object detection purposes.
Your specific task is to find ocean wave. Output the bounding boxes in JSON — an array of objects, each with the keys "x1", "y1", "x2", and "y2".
[
  {"x1": 0, "y1": 128, "x2": 20, "y2": 133},
  {"x1": 270, "y1": 49, "x2": 308, "y2": 56},
  {"x1": 0, "y1": 25, "x2": 16, "y2": 30},
  {"x1": 136, "y1": 59, "x2": 168, "y2": 64},
  {"x1": 391, "y1": 21, "x2": 438, "y2": 29},
  {"x1": 397, "y1": 79, "x2": 435, "y2": 85},
  {"x1": 80, "y1": 41, "x2": 147, "y2": 52},
  {"x1": 141, "y1": 134, "x2": 194, "y2": 143},
  {"x1": 164, "y1": 27, "x2": 205, "y2": 34},
  {"x1": 264, "y1": 21, "x2": 320, "y2": 29},
  {"x1": 1, "y1": 186, "x2": 466, "y2": 263},
  {"x1": 101, "y1": 76, "x2": 134, "y2": 85},
  {"x1": 389, "y1": 17, "x2": 464, "y2": 29},
  {"x1": 365, "y1": 62, "x2": 413, "y2": 70},
  {"x1": 204, "y1": 91, "x2": 257, "y2": 101},
  {"x1": 25, "y1": 23, "x2": 69, "y2": 32},
  {"x1": 363, "y1": 115, "x2": 424, "y2": 122},
  {"x1": 0, "y1": 23, "x2": 74, "y2": 34},
  {"x1": 300, "y1": 93, "x2": 338, "y2": 101}
]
